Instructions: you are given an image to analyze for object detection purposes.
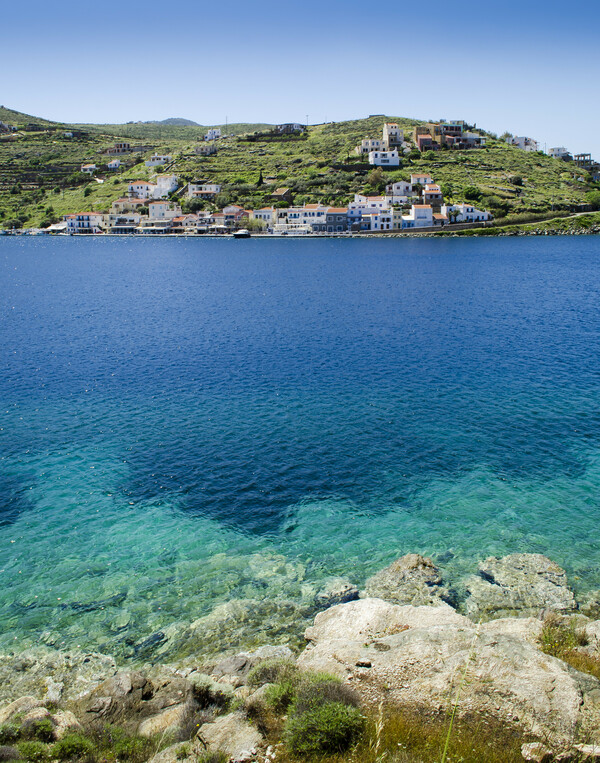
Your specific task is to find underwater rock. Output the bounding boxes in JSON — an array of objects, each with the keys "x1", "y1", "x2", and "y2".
[
  {"x1": 464, "y1": 554, "x2": 576, "y2": 619},
  {"x1": 315, "y1": 577, "x2": 359, "y2": 610},
  {"x1": 361, "y1": 553, "x2": 455, "y2": 607}
]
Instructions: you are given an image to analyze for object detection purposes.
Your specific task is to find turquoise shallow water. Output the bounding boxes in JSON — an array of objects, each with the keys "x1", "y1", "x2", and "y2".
[{"x1": 2, "y1": 235, "x2": 600, "y2": 657}]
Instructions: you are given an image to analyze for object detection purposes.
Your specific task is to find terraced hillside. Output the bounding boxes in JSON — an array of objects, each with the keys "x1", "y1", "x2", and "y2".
[{"x1": 0, "y1": 108, "x2": 597, "y2": 229}]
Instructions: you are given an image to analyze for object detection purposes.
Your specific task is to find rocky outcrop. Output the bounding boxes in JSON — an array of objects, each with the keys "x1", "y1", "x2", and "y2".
[
  {"x1": 209, "y1": 645, "x2": 295, "y2": 688},
  {"x1": 197, "y1": 712, "x2": 264, "y2": 762},
  {"x1": 361, "y1": 553, "x2": 454, "y2": 606},
  {"x1": 464, "y1": 553, "x2": 577, "y2": 619},
  {"x1": 315, "y1": 578, "x2": 359, "y2": 609},
  {"x1": 298, "y1": 598, "x2": 600, "y2": 747}
]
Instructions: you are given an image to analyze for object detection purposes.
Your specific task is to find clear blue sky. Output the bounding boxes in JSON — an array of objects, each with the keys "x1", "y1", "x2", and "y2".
[{"x1": 3, "y1": 0, "x2": 599, "y2": 158}]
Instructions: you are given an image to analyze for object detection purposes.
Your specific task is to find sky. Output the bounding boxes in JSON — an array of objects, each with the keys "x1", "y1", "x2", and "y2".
[{"x1": 2, "y1": 0, "x2": 600, "y2": 158}]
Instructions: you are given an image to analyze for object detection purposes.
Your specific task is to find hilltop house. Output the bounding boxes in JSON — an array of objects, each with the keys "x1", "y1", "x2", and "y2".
[
  {"x1": 368, "y1": 150, "x2": 400, "y2": 166},
  {"x1": 275, "y1": 123, "x2": 305, "y2": 134},
  {"x1": 549, "y1": 147, "x2": 571, "y2": 160},
  {"x1": 145, "y1": 153, "x2": 172, "y2": 167},
  {"x1": 205, "y1": 128, "x2": 221, "y2": 141},
  {"x1": 509, "y1": 136, "x2": 538, "y2": 152},
  {"x1": 382, "y1": 123, "x2": 403, "y2": 147}
]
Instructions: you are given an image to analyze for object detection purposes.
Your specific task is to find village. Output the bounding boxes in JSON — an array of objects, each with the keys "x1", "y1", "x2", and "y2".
[{"x1": 2, "y1": 116, "x2": 596, "y2": 236}]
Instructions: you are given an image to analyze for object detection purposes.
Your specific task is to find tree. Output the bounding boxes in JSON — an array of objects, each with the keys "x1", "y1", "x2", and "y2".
[
  {"x1": 509, "y1": 175, "x2": 523, "y2": 187},
  {"x1": 463, "y1": 186, "x2": 481, "y2": 201},
  {"x1": 256, "y1": 171, "x2": 264, "y2": 187},
  {"x1": 367, "y1": 167, "x2": 385, "y2": 191},
  {"x1": 585, "y1": 190, "x2": 600, "y2": 210}
]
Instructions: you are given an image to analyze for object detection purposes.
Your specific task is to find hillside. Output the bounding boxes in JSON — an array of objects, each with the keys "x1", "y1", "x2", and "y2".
[{"x1": 0, "y1": 110, "x2": 597, "y2": 229}]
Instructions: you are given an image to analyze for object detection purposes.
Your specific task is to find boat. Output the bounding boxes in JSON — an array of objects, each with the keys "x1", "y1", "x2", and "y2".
[{"x1": 232, "y1": 228, "x2": 251, "y2": 239}]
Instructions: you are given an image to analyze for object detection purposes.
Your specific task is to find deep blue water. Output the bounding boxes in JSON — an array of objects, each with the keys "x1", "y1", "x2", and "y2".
[{"x1": 1, "y1": 234, "x2": 600, "y2": 657}]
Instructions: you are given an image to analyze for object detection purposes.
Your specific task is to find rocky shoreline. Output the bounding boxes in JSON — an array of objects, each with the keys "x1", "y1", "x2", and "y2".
[{"x1": 3, "y1": 553, "x2": 600, "y2": 762}]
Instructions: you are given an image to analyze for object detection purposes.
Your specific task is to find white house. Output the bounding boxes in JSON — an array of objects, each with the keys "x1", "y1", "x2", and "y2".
[
  {"x1": 385, "y1": 181, "x2": 414, "y2": 203},
  {"x1": 356, "y1": 138, "x2": 383, "y2": 155},
  {"x1": 382, "y1": 123, "x2": 404, "y2": 147},
  {"x1": 107, "y1": 159, "x2": 121, "y2": 170},
  {"x1": 148, "y1": 201, "x2": 182, "y2": 221},
  {"x1": 64, "y1": 212, "x2": 104, "y2": 234},
  {"x1": 105, "y1": 212, "x2": 141, "y2": 234},
  {"x1": 402, "y1": 204, "x2": 434, "y2": 228},
  {"x1": 441, "y1": 203, "x2": 492, "y2": 223},
  {"x1": 154, "y1": 174, "x2": 178, "y2": 198},
  {"x1": 128, "y1": 181, "x2": 157, "y2": 200},
  {"x1": 410, "y1": 173, "x2": 433, "y2": 186},
  {"x1": 368, "y1": 150, "x2": 400, "y2": 167},
  {"x1": 205, "y1": 128, "x2": 221, "y2": 141},
  {"x1": 549, "y1": 147, "x2": 570, "y2": 159},
  {"x1": 145, "y1": 153, "x2": 172, "y2": 167},
  {"x1": 509, "y1": 136, "x2": 538, "y2": 152},
  {"x1": 188, "y1": 183, "x2": 221, "y2": 199},
  {"x1": 251, "y1": 207, "x2": 276, "y2": 226},
  {"x1": 80, "y1": 163, "x2": 96, "y2": 174},
  {"x1": 348, "y1": 196, "x2": 390, "y2": 228}
]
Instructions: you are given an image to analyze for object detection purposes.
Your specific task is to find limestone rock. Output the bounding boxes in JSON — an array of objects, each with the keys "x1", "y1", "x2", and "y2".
[
  {"x1": 138, "y1": 703, "x2": 189, "y2": 738},
  {"x1": 362, "y1": 554, "x2": 454, "y2": 606},
  {"x1": 74, "y1": 670, "x2": 194, "y2": 736},
  {"x1": 315, "y1": 578, "x2": 359, "y2": 609},
  {"x1": 0, "y1": 696, "x2": 44, "y2": 725},
  {"x1": 464, "y1": 554, "x2": 576, "y2": 619},
  {"x1": 52, "y1": 710, "x2": 83, "y2": 739},
  {"x1": 196, "y1": 712, "x2": 263, "y2": 762},
  {"x1": 298, "y1": 598, "x2": 600, "y2": 747},
  {"x1": 0, "y1": 647, "x2": 117, "y2": 704},
  {"x1": 481, "y1": 617, "x2": 545, "y2": 645},
  {"x1": 305, "y1": 598, "x2": 470, "y2": 644},
  {"x1": 521, "y1": 742, "x2": 554, "y2": 761},
  {"x1": 146, "y1": 742, "x2": 193, "y2": 763}
]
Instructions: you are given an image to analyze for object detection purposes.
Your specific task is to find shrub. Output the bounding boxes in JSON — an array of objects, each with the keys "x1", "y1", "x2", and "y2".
[
  {"x1": 51, "y1": 733, "x2": 95, "y2": 761},
  {"x1": 264, "y1": 681, "x2": 297, "y2": 712},
  {"x1": 292, "y1": 676, "x2": 360, "y2": 715},
  {"x1": 0, "y1": 727, "x2": 19, "y2": 745},
  {"x1": 247, "y1": 658, "x2": 298, "y2": 688},
  {"x1": 21, "y1": 718, "x2": 55, "y2": 743},
  {"x1": 284, "y1": 701, "x2": 365, "y2": 756},
  {"x1": 197, "y1": 753, "x2": 228, "y2": 763},
  {"x1": 16, "y1": 741, "x2": 49, "y2": 762}
]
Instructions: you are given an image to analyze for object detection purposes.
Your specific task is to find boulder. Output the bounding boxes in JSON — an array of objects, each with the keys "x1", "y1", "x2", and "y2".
[
  {"x1": 74, "y1": 670, "x2": 195, "y2": 736},
  {"x1": 138, "y1": 703, "x2": 189, "y2": 738},
  {"x1": 0, "y1": 696, "x2": 44, "y2": 725},
  {"x1": 464, "y1": 554, "x2": 576, "y2": 619},
  {"x1": 361, "y1": 554, "x2": 454, "y2": 606},
  {"x1": 210, "y1": 645, "x2": 295, "y2": 687},
  {"x1": 315, "y1": 578, "x2": 359, "y2": 610},
  {"x1": 298, "y1": 598, "x2": 600, "y2": 747},
  {"x1": 146, "y1": 742, "x2": 193, "y2": 763},
  {"x1": 52, "y1": 710, "x2": 83, "y2": 739},
  {"x1": 521, "y1": 742, "x2": 554, "y2": 762},
  {"x1": 195, "y1": 712, "x2": 263, "y2": 762}
]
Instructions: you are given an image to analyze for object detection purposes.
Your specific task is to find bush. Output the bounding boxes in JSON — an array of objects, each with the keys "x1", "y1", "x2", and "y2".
[
  {"x1": 247, "y1": 658, "x2": 298, "y2": 688},
  {"x1": 21, "y1": 718, "x2": 55, "y2": 743},
  {"x1": 463, "y1": 185, "x2": 482, "y2": 201},
  {"x1": 197, "y1": 753, "x2": 228, "y2": 763},
  {"x1": 16, "y1": 741, "x2": 49, "y2": 762},
  {"x1": 0, "y1": 727, "x2": 19, "y2": 745},
  {"x1": 51, "y1": 733, "x2": 95, "y2": 761},
  {"x1": 509, "y1": 175, "x2": 523, "y2": 186},
  {"x1": 292, "y1": 676, "x2": 360, "y2": 715},
  {"x1": 284, "y1": 701, "x2": 365, "y2": 756},
  {"x1": 0, "y1": 746, "x2": 19, "y2": 761}
]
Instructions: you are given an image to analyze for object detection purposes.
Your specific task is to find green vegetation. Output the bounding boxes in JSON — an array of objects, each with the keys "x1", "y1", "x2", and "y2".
[
  {"x1": 1, "y1": 108, "x2": 596, "y2": 229},
  {"x1": 539, "y1": 615, "x2": 600, "y2": 680}
]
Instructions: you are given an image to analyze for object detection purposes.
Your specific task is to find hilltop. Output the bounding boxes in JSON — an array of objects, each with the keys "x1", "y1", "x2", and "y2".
[{"x1": 0, "y1": 109, "x2": 597, "y2": 230}]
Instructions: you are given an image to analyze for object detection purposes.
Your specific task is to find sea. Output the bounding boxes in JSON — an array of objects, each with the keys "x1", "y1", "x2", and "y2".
[{"x1": 1, "y1": 234, "x2": 600, "y2": 659}]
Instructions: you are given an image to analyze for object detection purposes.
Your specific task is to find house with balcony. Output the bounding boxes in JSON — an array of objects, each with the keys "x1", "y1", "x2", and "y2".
[
  {"x1": 508, "y1": 136, "x2": 539, "y2": 152},
  {"x1": 148, "y1": 201, "x2": 182, "y2": 220},
  {"x1": 382, "y1": 123, "x2": 404, "y2": 148},
  {"x1": 105, "y1": 212, "x2": 141, "y2": 234},
  {"x1": 275, "y1": 123, "x2": 306, "y2": 134},
  {"x1": 386, "y1": 181, "x2": 414, "y2": 202},
  {"x1": 128, "y1": 181, "x2": 157, "y2": 200},
  {"x1": 195, "y1": 143, "x2": 218, "y2": 156},
  {"x1": 549, "y1": 147, "x2": 571, "y2": 160},
  {"x1": 188, "y1": 182, "x2": 221, "y2": 199},
  {"x1": 64, "y1": 212, "x2": 104, "y2": 234},
  {"x1": 111, "y1": 198, "x2": 148, "y2": 214},
  {"x1": 205, "y1": 128, "x2": 221, "y2": 141},
  {"x1": 106, "y1": 142, "x2": 131, "y2": 155},
  {"x1": 325, "y1": 208, "x2": 349, "y2": 233},
  {"x1": 410, "y1": 173, "x2": 433, "y2": 187},
  {"x1": 423, "y1": 184, "x2": 443, "y2": 207},
  {"x1": 251, "y1": 207, "x2": 276, "y2": 226},
  {"x1": 356, "y1": 138, "x2": 384, "y2": 155}
]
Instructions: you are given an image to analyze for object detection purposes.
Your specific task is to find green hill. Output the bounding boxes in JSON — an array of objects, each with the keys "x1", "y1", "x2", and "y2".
[{"x1": 0, "y1": 109, "x2": 597, "y2": 229}]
